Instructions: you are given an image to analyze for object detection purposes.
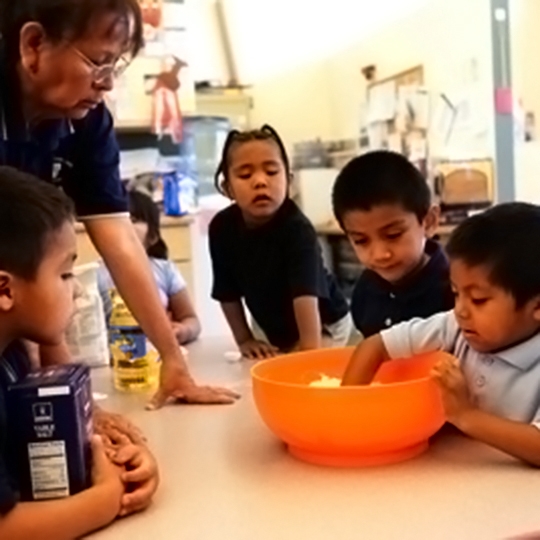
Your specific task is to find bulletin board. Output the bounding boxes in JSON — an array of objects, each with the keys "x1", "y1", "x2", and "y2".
[
  {"x1": 369, "y1": 65, "x2": 424, "y2": 92},
  {"x1": 366, "y1": 65, "x2": 428, "y2": 174}
]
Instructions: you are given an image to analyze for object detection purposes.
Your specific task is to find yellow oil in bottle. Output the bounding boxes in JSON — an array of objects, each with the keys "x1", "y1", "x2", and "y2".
[{"x1": 108, "y1": 290, "x2": 160, "y2": 392}]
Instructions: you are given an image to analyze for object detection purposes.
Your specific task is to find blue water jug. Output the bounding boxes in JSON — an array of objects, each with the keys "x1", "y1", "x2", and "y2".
[{"x1": 163, "y1": 171, "x2": 182, "y2": 216}]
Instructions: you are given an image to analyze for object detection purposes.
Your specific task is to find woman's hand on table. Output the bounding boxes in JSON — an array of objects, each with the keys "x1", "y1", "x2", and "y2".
[
  {"x1": 239, "y1": 339, "x2": 279, "y2": 360},
  {"x1": 147, "y1": 359, "x2": 241, "y2": 409},
  {"x1": 431, "y1": 356, "x2": 474, "y2": 424}
]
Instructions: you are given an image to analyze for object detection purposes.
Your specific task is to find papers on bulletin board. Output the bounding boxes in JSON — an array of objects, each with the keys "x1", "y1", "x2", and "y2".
[
  {"x1": 446, "y1": 86, "x2": 489, "y2": 137},
  {"x1": 367, "y1": 80, "x2": 397, "y2": 123},
  {"x1": 431, "y1": 84, "x2": 491, "y2": 159},
  {"x1": 387, "y1": 133, "x2": 403, "y2": 154},
  {"x1": 367, "y1": 122, "x2": 389, "y2": 150},
  {"x1": 163, "y1": 28, "x2": 187, "y2": 55},
  {"x1": 162, "y1": 0, "x2": 187, "y2": 24},
  {"x1": 431, "y1": 93, "x2": 457, "y2": 145},
  {"x1": 407, "y1": 134, "x2": 428, "y2": 161},
  {"x1": 396, "y1": 85, "x2": 430, "y2": 131}
]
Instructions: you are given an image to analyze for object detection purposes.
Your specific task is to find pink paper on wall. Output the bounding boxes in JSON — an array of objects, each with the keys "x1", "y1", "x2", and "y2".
[{"x1": 495, "y1": 87, "x2": 513, "y2": 115}]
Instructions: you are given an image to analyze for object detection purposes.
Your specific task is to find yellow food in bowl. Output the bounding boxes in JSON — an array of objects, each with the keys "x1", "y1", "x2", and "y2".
[
  {"x1": 309, "y1": 375, "x2": 342, "y2": 388},
  {"x1": 308, "y1": 375, "x2": 383, "y2": 388}
]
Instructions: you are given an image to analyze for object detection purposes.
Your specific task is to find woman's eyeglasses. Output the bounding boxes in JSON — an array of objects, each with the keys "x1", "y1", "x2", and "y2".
[{"x1": 71, "y1": 46, "x2": 130, "y2": 82}]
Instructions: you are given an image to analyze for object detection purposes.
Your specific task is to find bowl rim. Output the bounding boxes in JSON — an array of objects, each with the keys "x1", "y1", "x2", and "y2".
[{"x1": 250, "y1": 350, "x2": 455, "y2": 390}]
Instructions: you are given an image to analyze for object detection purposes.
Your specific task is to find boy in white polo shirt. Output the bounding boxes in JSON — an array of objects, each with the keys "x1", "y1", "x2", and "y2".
[{"x1": 342, "y1": 203, "x2": 540, "y2": 466}]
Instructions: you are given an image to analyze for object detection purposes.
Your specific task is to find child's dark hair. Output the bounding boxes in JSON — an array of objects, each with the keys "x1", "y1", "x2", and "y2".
[
  {"x1": 332, "y1": 151, "x2": 431, "y2": 226},
  {"x1": 447, "y1": 202, "x2": 540, "y2": 307},
  {"x1": 128, "y1": 190, "x2": 168, "y2": 260},
  {"x1": 0, "y1": 166, "x2": 74, "y2": 280},
  {"x1": 214, "y1": 124, "x2": 291, "y2": 195}
]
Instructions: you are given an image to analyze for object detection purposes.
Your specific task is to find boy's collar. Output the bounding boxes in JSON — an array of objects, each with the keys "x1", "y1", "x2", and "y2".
[{"x1": 489, "y1": 329, "x2": 540, "y2": 371}]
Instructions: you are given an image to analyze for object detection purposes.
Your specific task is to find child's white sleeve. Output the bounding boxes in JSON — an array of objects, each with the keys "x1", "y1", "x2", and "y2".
[
  {"x1": 381, "y1": 311, "x2": 459, "y2": 359},
  {"x1": 165, "y1": 260, "x2": 187, "y2": 296}
]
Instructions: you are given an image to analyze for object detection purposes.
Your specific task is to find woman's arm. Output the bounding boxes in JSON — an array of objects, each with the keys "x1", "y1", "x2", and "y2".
[
  {"x1": 84, "y1": 216, "x2": 238, "y2": 408},
  {"x1": 168, "y1": 289, "x2": 201, "y2": 345},
  {"x1": 292, "y1": 296, "x2": 321, "y2": 350}
]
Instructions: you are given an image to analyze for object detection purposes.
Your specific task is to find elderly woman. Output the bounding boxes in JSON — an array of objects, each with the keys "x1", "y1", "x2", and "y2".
[{"x1": 0, "y1": 0, "x2": 237, "y2": 408}]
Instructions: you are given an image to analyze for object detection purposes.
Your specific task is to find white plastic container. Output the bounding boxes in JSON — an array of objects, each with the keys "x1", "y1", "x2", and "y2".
[{"x1": 65, "y1": 263, "x2": 109, "y2": 367}]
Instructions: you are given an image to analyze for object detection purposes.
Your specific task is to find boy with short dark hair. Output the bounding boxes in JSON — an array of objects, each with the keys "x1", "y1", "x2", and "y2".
[
  {"x1": 343, "y1": 203, "x2": 540, "y2": 466},
  {"x1": 0, "y1": 167, "x2": 157, "y2": 539},
  {"x1": 332, "y1": 151, "x2": 454, "y2": 337}
]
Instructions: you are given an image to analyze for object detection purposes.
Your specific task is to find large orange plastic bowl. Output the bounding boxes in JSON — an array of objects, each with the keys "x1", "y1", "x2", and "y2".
[{"x1": 251, "y1": 347, "x2": 447, "y2": 467}]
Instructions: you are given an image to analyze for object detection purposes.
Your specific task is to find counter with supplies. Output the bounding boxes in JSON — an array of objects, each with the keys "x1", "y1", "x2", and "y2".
[{"x1": 89, "y1": 338, "x2": 540, "y2": 540}]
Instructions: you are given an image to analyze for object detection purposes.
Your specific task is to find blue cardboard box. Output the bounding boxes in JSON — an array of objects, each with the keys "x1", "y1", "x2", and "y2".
[{"x1": 5, "y1": 364, "x2": 93, "y2": 501}]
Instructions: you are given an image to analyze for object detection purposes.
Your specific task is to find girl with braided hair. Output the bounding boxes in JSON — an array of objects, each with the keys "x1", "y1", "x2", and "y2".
[{"x1": 209, "y1": 125, "x2": 351, "y2": 359}]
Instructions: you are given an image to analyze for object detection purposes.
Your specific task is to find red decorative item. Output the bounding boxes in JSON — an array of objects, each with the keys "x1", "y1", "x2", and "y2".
[
  {"x1": 150, "y1": 57, "x2": 187, "y2": 144},
  {"x1": 140, "y1": 0, "x2": 162, "y2": 29}
]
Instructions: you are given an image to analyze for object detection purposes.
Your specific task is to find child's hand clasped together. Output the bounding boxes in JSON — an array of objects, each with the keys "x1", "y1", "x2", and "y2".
[
  {"x1": 103, "y1": 432, "x2": 160, "y2": 517},
  {"x1": 91, "y1": 436, "x2": 125, "y2": 518},
  {"x1": 431, "y1": 356, "x2": 474, "y2": 425}
]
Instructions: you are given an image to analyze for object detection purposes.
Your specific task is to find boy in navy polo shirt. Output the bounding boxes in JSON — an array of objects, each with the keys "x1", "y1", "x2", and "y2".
[
  {"x1": 0, "y1": 167, "x2": 157, "y2": 539},
  {"x1": 332, "y1": 151, "x2": 453, "y2": 337}
]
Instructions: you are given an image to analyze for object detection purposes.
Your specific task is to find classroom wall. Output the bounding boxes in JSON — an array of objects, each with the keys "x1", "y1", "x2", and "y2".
[
  {"x1": 219, "y1": 0, "x2": 495, "y2": 154},
  {"x1": 511, "y1": 0, "x2": 540, "y2": 126},
  {"x1": 188, "y1": 0, "x2": 229, "y2": 83},
  {"x1": 221, "y1": 0, "x2": 436, "y2": 145},
  {"x1": 510, "y1": 0, "x2": 540, "y2": 205},
  {"x1": 327, "y1": 0, "x2": 495, "y2": 156}
]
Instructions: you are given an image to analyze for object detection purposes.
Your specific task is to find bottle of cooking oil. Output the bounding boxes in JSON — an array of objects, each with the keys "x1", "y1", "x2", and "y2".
[{"x1": 108, "y1": 289, "x2": 160, "y2": 392}]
